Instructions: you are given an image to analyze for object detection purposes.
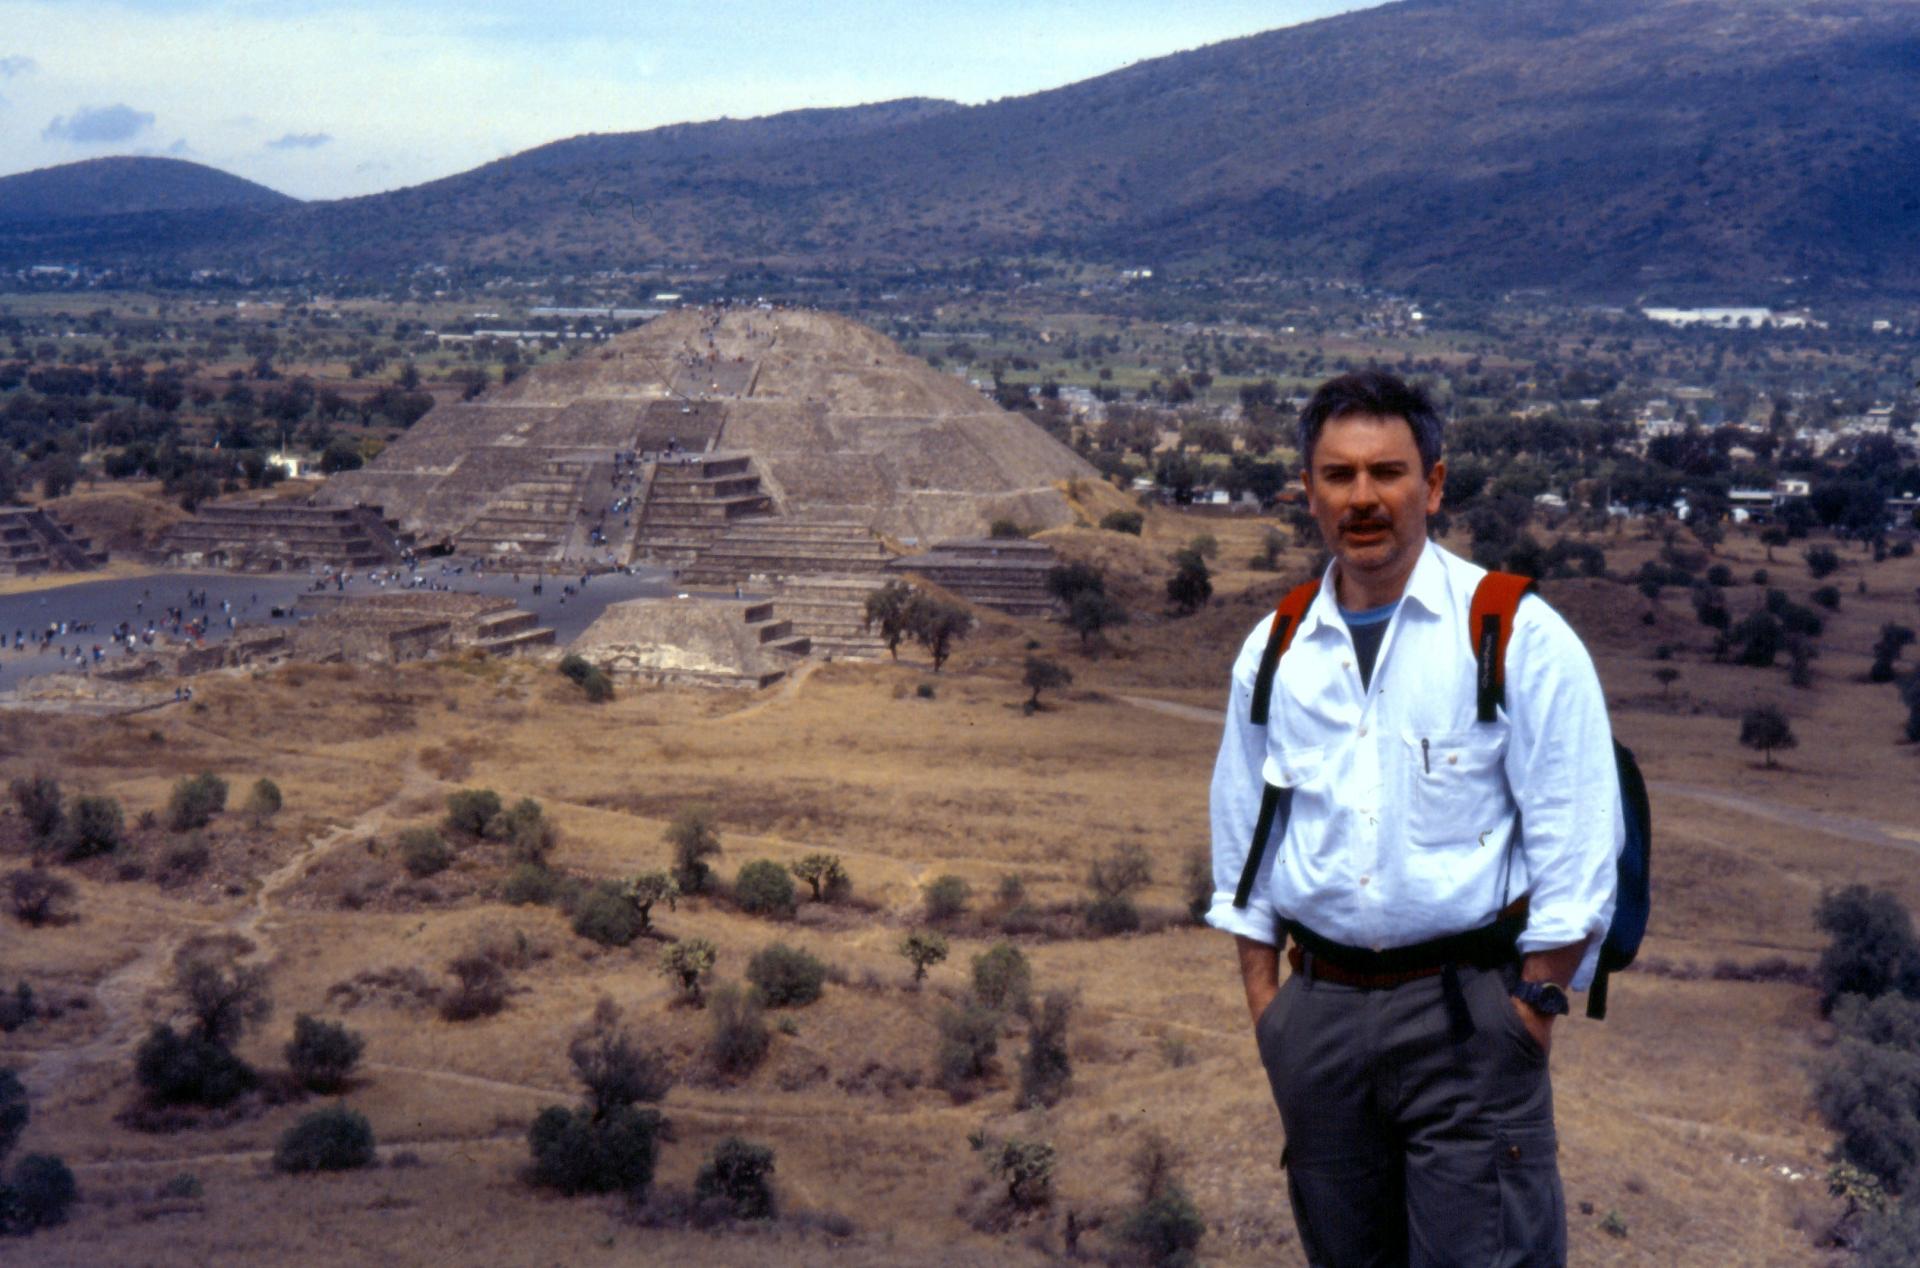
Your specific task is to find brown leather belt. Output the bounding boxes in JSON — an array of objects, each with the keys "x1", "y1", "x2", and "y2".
[{"x1": 1286, "y1": 943, "x2": 1448, "y2": 989}]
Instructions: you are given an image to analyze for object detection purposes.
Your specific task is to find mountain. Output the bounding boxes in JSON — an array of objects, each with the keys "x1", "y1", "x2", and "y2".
[
  {"x1": 3, "y1": 0, "x2": 1917, "y2": 297},
  {"x1": 0, "y1": 157, "x2": 296, "y2": 223}
]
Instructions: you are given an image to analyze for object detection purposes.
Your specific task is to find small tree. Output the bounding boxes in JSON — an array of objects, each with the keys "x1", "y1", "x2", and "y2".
[
  {"x1": 571, "y1": 882, "x2": 642, "y2": 946},
  {"x1": 1739, "y1": 704, "x2": 1797, "y2": 768},
  {"x1": 907, "y1": 594, "x2": 971, "y2": 671},
  {"x1": 973, "y1": 1133, "x2": 1055, "y2": 1210},
  {"x1": 900, "y1": 929, "x2": 950, "y2": 984},
  {"x1": 789, "y1": 852, "x2": 848, "y2": 902},
  {"x1": 285, "y1": 1014, "x2": 365, "y2": 1092},
  {"x1": 9, "y1": 775, "x2": 63, "y2": 842},
  {"x1": 706, "y1": 983, "x2": 770, "y2": 1077},
  {"x1": 935, "y1": 999, "x2": 1001, "y2": 1089},
  {"x1": 923, "y1": 874, "x2": 971, "y2": 922},
  {"x1": 863, "y1": 580, "x2": 916, "y2": 659},
  {"x1": 1100, "y1": 510, "x2": 1144, "y2": 535},
  {"x1": 244, "y1": 778, "x2": 283, "y2": 825},
  {"x1": 1068, "y1": 589, "x2": 1129, "y2": 650},
  {"x1": 527, "y1": 1103, "x2": 662, "y2": 1197},
  {"x1": 624, "y1": 870, "x2": 679, "y2": 934},
  {"x1": 174, "y1": 934, "x2": 270, "y2": 1047},
  {"x1": 666, "y1": 805, "x2": 722, "y2": 893},
  {"x1": 1087, "y1": 842, "x2": 1153, "y2": 934},
  {"x1": 62, "y1": 794, "x2": 124, "y2": 860},
  {"x1": 972, "y1": 942, "x2": 1032, "y2": 1014},
  {"x1": 695, "y1": 1138, "x2": 778, "y2": 1220},
  {"x1": 1018, "y1": 990, "x2": 1073, "y2": 1109},
  {"x1": 1806, "y1": 544, "x2": 1841, "y2": 579},
  {"x1": 1182, "y1": 846, "x2": 1212, "y2": 925},
  {"x1": 734, "y1": 859, "x2": 797, "y2": 919},
  {"x1": 441, "y1": 952, "x2": 508, "y2": 1021},
  {"x1": 274, "y1": 1105, "x2": 376, "y2": 1173},
  {"x1": 569, "y1": 998, "x2": 672, "y2": 1120},
  {"x1": 6, "y1": 869, "x2": 74, "y2": 927},
  {"x1": 1653, "y1": 666, "x2": 1681, "y2": 698},
  {"x1": 1815, "y1": 886, "x2": 1920, "y2": 1012},
  {"x1": 485, "y1": 797, "x2": 556, "y2": 863},
  {"x1": 557, "y1": 652, "x2": 615, "y2": 702},
  {"x1": 167, "y1": 772, "x2": 228, "y2": 832},
  {"x1": 1023, "y1": 656, "x2": 1072, "y2": 711},
  {"x1": 1166, "y1": 548, "x2": 1212, "y2": 614},
  {"x1": 659, "y1": 938, "x2": 717, "y2": 1005}
]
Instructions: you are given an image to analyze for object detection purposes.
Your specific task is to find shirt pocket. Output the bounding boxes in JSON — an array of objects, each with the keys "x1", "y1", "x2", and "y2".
[{"x1": 1403, "y1": 729, "x2": 1507, "y2": 847}]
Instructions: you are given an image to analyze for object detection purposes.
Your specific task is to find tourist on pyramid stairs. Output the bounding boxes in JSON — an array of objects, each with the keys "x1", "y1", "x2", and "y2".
[{"x1": 1207, "y1": 371, "x2": 1622, "y2": 1267}]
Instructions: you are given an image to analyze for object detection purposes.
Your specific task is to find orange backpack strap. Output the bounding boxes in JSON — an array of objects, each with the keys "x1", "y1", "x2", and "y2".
[
  {"x1": 1249, "y1": 579, "x2": 1322, "y2": 725},
  {"x1": 1470, "y1": 572, "x2": 1536, "y2": 722}
]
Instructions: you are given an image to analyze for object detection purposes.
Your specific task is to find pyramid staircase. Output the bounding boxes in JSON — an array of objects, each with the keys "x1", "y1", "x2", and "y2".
[
  {"x1": 457, "y1": 455, "x2": 608, "y2": 568},
  {"x1": 884, "y1": 539, "x2": 1059, "y2": 618},
  {"x1": 768, "y1": 574, "x2": 892, "y2": 659},
  {"x1": 630, "y1": 453, "x2": 772, "y2": 568},
  {"x1": 679, "y1": 516, "x2": 894, "y2": 586},
  {"x1": 0, "y1": 507, "x2": 108, "y2": 575}
]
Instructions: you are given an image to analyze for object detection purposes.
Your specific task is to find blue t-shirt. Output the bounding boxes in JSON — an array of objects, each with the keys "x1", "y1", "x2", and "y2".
[{"x1": 1340, "y1": 598, "x2": 1399, "y2": 691}]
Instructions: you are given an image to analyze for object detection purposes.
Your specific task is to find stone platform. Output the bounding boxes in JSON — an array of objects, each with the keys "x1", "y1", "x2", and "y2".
[
  {"x1": 156, "y1": 502, "x2": 412, "y2": 571},
  {"x1": 569, "y1": 595, "x2": 810, "y2": 689},
  {"x1": 0, "y1": 506, "x2": 108, "y2": 575},
  {"x1": 885, "y1": 538, "x2": 1059, "y2": 618}
]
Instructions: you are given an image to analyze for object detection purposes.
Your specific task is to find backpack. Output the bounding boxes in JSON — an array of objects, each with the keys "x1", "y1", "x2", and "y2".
[{"x1": 1236, "y1": 571, "x2": 1652, "y2": 1020}]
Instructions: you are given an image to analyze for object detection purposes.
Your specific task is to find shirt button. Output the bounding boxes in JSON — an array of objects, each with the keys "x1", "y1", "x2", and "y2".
[
  {"x1": 1359, "y1": 875, "x2": 1371, "y2": 886},
  {"x1": 1358, "y1": 725, "x2": 1368, "y2": 737}
]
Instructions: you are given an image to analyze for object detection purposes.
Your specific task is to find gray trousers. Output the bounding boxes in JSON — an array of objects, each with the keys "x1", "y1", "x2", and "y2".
[{"x1": 1256, "y1": 960, "x2": 1566, "y2": 1268}]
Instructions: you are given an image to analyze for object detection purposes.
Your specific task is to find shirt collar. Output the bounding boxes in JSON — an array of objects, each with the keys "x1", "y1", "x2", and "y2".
[{"x1": 1303, "y1": 539, "x2": 1450, "y2": 637}]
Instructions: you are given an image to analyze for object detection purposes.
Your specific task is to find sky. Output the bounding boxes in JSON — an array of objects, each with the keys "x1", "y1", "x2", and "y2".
[{"x1": 0, "y1": 0, "x2": 1387, "y2": 201}]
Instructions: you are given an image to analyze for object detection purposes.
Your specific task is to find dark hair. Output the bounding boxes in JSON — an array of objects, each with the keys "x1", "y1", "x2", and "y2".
[{"x1": 1298, "y1": 371, "x2": 1444, "y2": 474}]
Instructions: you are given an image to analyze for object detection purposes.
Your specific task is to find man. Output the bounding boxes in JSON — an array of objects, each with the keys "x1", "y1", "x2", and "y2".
[{"x1": 1207, "y1": 371, "x2": 1622, "y2": 1267}]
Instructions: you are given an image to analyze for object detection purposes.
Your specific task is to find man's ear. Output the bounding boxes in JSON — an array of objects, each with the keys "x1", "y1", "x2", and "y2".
[{"x1": 1424, "y1": 460, "x2": 1446, "y2": 515}]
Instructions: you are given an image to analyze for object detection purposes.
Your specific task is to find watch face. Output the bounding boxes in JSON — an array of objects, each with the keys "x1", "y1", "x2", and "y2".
[{"x1": 1519, "y1": 982, "x2": 1570, "y2": 1015}]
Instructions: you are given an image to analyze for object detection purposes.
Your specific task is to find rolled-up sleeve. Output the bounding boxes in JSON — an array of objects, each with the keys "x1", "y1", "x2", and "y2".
[
  {"x1": 1503, "y1": 603, "x2": 1624, "y2": 989},
  {"x1": 1207, "y1": 624, "x2": 1281, "y2": 946}
]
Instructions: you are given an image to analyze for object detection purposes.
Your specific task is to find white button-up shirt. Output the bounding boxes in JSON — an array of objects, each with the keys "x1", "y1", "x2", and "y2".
[{"x1": 1207, "y1": 541, "x2": 1623, "y2": 989}]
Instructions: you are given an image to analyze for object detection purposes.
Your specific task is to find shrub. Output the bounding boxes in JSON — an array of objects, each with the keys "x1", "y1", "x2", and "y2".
[
  {"x1": 1089, "y1": 842, "x2": 1152, "y2": 900},
  {"x1": 923, "y1": 874, "x2": 972, "y2": 922},
  {"x1": 4, "y1": 1153, "x2": 78, "y2": 1234},
  {"x1": 996, "y1": 873, "x2": 1026, "y2": 907},
  {"x1": 558, "y1": 653, "x2": 614, "y2": 702},
  {"x1": 1816, "y1": 887, "x2": 1920, "y2": 1012},
  {"x1": 734, "y1": 860, "x2": 796, "y2": 919},
  {"x1": 1182, "y1": 847, "x2": 1211, "y2": 925},
  {"x1": 167, "y1": 772, "x2": 228, "y2": 832},
  {"x1": 1813, "y1": 584, "x2": 1842, "y2": 610},
  {"x1": 659, "y1": 938, "x2": 717, "y2": 1004},
  {"x1": 666, "y1": 805, "x2": 722, "y2": 893},
  {"x1": 972, "y1": 942, "x2": 1032, "y2": 1014},
  {"x1": 789, "y1": 853, "x2": 849, "y2": 902},
  {"x1": 1806, "y1": 545, "x2": 1841, "y2": 578},
  {"x1": 0, "y1": 1070, "x2": 26, "y2": 1160},
  {"x1": 0, "y1": 982, "x2": 35, "y2": 1033},
  {"x1": 9, "y1": 776, "x2": 62, "y2": 842},
  {"x1": 706, "y1": 984, "x2": 770, "y2": 1077},
  {"x1": 570, "y1": 882, "x2": 641, "y2": 947},
  {"x1": 1018, "y1": 990, "x2": 1073, "y2": 1109},
  {"x1": 159, "y1": 837, "x2": 210, "y2": 881},
  {"x1": 1023, "y1": 656, "x2": 1072, "y2": 710},
  {"x1": 485, "y1": 797, "x2": 556, "y2": 863},
  {"x1": 694, "y1": 1137, "x2": 777, "y2": 1220},
  {"x1": 746, "y1": 943, "x2": 827, "y2": 1007},
  {"x1": 285, "y1": 1014, "x2": 365, "y2": 1092},
  {"x1": 527, "y1": 1103, "x2": 661, "y2": 1196},
  {"x1": 443, "y1": 788, "x2": 503, "y2": 838},
  {"x1": 6, "y1": 869, "x2": 73, "y2": 927},
  {"x1": 1706, "y1": 563, "x2": 1734, "y2": 587},
  {"x1": 398, "y1": 827, "x2": 452, "y2": 878},
  {"x1": 1120, "y1": 1186, "x2": 1208, "y2": 1266},
  {"x1": 1046, "y1": 561, "x2": 1106, "y2": 604},
  {"x1": 501, "y1": 862, "x2": 561, "y2": 906},
  {"x1": 134, "y1": 1024, "x2": 255, "y2": 1107},
  {"x1": 441, "y1": 953, "x2": 509, "y2": 1021},
  {"x1": 274, "y1": 1105, "x2": 376, "y2": 1173},
  {"x1": 973, "y1": 1133, "x2": 1055, "y2": 1210},
  {"x1": 63, "y1": 795, "x2": 123, "y2": 860},
  {"x1": 1857, "y1": 1196, "x2": 1920, "y2": 1268},
  {"x1": 244, "y1": 778, "x2": 282, "y2": 824},
  {"x1": 1166, "y1": 549, "x2": 1212, "y2": 613},
  {"x1": 900, "y1": 929, "x2": 949, "y2": 983},
  {"x1": 936, "y1": 1000, "x2": 1001, "y2": 1090},
  {"x1": 1086, "y1": 894, "x2": 1141, "y2": 936},
  {"x1": 1101, "y1": 510, "x2": 1144, "y2": 535},
  {"x1": 1738, "y1": 705, "x2": 1796, "y2": 768},
  {"x1": 569, "y1": 998, "x2": 672, "y2": 1118},
  {"x1": 988, "y1": 518, "x2": 1029, "y2": 540},
  {"x1": 1814, "y1": 1036, "x2": 1920, "y2": 1191}
]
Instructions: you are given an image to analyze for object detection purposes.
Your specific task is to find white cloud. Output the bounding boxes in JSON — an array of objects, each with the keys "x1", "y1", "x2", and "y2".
[
  {"x1": 43, "y1": 102, "x2": 155, "y2": 143},
  {"x1": 0, "y1": 54, "x2": 33, "y2": 77},
  {"x1": 267, "y1": 132, "x2": 331, "y2": 150}
]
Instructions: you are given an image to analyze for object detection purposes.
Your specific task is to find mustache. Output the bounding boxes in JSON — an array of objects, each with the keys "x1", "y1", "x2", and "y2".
[{"x1": 1341, "y1": 516, "x2": 1390, "y2": 533}]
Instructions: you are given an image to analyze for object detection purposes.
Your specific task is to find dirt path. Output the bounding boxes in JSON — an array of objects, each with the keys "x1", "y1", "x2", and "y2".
[
  {"x1": 1651, "y1": 781, "x2": 1920, "y2": 853},
  {"x1": 19, "y1": 755, "x2": 438, "y2": 1101},
  {"x1": 1116, "y1": 693, "x2": 1219, "y2": 726}
]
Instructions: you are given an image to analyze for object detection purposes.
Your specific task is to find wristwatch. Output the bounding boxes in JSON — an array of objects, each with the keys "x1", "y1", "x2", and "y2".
[{"x1": 1511, "y1": 980, "x2": 1570, "y2": 1017}]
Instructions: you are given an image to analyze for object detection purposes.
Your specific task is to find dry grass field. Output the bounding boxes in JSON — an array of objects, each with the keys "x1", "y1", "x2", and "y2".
[{"x1": 3, "y1": 509, "x2": 1917, "y2": 1266}]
